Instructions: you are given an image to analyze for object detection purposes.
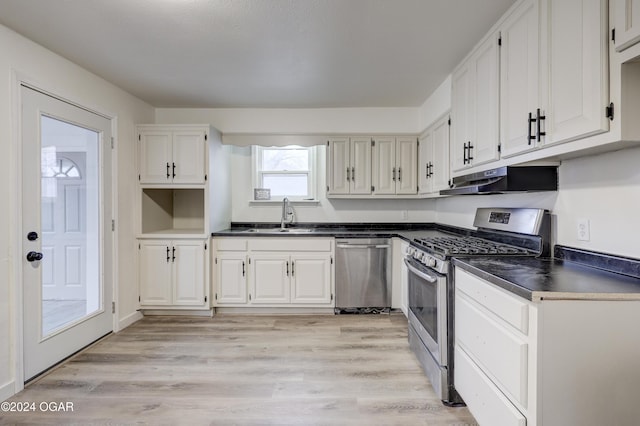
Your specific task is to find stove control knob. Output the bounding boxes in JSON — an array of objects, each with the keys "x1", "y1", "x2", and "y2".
[{"x1": 425, "y1": 257, "x2": 437, "y2": 268}]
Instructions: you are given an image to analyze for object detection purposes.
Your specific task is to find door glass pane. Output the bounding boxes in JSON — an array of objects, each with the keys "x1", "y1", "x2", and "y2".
[{"x1": 40, "y1": 116, "x2": 101, "y2": 337}]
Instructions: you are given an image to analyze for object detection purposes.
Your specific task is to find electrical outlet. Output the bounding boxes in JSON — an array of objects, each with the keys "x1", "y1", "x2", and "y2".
[
  {"x1": 577, "y1": 218, "x2": 590, "y2": 241},
  {"x1": 401, "y1": 210, "x2": 408, "y2": 220}
]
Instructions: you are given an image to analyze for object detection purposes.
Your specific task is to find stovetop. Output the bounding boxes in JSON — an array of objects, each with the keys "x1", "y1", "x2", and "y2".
[{"x1": 413, "y1": 235, "x2": 531, "y2": 257}]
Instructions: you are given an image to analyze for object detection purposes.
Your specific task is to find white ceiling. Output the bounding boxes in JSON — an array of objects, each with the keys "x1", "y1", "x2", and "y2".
[{"x1": 0, "y1": 0, "x2": 515, "y2": 108}]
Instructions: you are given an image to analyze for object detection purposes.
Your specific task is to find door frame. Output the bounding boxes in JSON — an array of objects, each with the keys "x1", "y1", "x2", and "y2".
[{"x1": 10, "y1": 72, "x2": 120, "y2": 393}]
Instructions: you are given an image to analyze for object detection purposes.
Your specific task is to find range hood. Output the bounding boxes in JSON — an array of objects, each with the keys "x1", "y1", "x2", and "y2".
[{"x1": 440, "y1": 166, "x2": 558, "y2": 195}]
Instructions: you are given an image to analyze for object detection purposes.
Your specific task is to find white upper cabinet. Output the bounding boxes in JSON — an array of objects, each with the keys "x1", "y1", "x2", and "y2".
[
  {"x1": 501, "y1": 0, "x2": 609, "y2": 157},
  {"x1": 372, "y1": 137, "x2": 396, "y2": 195},
  {"x1": 614, "y1": 0, "x2": 640, "y2": 51},
  {"x1": 395, "y1": 137, "x2": 418, "y2": 194},
  {"x1": 451, "y1": 32, "x2": 500, "y2": 172},
  {"x1": 350, "y1": 137, "x2": 373, "y2": 194},
  {"x1": 419, "y1": 114, "x2": 450, "y2": 195},
  {"x1": 544, "y1": 0, "x2": 609, "y2": 145},
  {"x1": 372, "y1": 137, "x2": 418, "y2": 195},
  {"x1": 500, "y1": 0, "x2": 541, "y2": 158},
  {"x1": 138, "y1": 126, "x2": 207, "y2": 184},
  {"x1": 326, "y1": 137, "x2": 350, "y2": 195},
  {"x1": 327, "y1": 137, "x2": 372, "y2": 195}
]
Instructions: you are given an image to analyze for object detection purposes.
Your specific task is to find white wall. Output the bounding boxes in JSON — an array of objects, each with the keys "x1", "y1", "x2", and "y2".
[
  {"x1": 418, "y1": 75, "x2": 452, "y2": 132},
  {"x1": 230, "y1": 145, "x2": 437, "y2": 223},
  {"x1": 435, "y1": 147, "x2": 640, "y2": 259},
  {"x1": 0, "y1": 24, "x2": 153, "y2": 399},
  {"x1": 155, "y1": 107, "x2": 421, "y2": 134}
]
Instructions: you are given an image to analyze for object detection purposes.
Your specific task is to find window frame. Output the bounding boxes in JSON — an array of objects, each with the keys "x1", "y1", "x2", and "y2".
[{"x1": 252, "y1": 145, "x2": 318, "y2": 201}]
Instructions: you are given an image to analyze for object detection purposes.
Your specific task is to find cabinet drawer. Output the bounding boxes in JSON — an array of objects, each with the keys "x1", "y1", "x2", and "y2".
[
  {"x1": 249, "y1": 238, "x2": 332, "y2": 252},
  {"x1": 456, "y1": 294, "x2": 528, "y2": 406},
  {"x1": 455, "y1": 346, "x2": 526, "y2": 426},
  {"x1": 215, "y1": 238, "x2": 247, "y2": 251},
  {"x1": 456, "y1": 269, "x2": 529, "y2": 334}
]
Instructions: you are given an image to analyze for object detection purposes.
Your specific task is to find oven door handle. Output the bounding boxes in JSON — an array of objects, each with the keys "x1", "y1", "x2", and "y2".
[{"x1": 404, "y1": 258, "x2": 438, "y2": 283}]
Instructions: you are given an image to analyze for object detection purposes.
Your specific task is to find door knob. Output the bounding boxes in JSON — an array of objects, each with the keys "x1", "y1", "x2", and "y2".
[
  {"x1": 27, "y1": 231, "x2": 39, "y2": 241},
  {"x1": 26, "y1": 251, "x2": 43, "y2": 262}
]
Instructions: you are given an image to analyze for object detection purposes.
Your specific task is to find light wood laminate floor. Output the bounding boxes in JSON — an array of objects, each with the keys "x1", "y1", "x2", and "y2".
[{"x1": 1, "y1": 314, "x2": 478, "y2": 425}]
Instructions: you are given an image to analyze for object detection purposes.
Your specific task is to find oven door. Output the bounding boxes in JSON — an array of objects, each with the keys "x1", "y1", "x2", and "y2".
[{"x1": 405, "y1": 256, "x2": 448, "y2": 366}]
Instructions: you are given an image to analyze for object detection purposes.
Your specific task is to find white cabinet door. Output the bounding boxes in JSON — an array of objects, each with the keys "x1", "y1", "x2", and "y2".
[
  {"x1": 327, "y1": 138, "x2": 350, "y2": 195},
  {"x1": 250, "y1": 254, "x2": 290, "y2": 304},
  {"x1": 139, "y1": 240, "x2": 172, "y2": 305},
  {"x1": 372, "y1": 137, "x2": 396, "y2": 195},
  {"x1": 139, "y1": 130, "x2": 172, "y2": 183},
  {"x1": 500, "y1": 0, "x2": 541, "y2": 158},
  {"x1": 451, "y1": 31, "x2": 499, "y2": 172},
  {"x1": 418, "y1": 131, "x2": 434, "y2": 195},
  {"x1": 290, "y1": 254, "x2": 332, "y2": 304},
  {"x1": 172, "y1": 131, "x2": 206, "y2": 184},
  {"x1": 546, "y1": 0, "x2": 609, "y2": 145},
  {"x1": 173, "y1": 240, "x2": 206, "y2": 306},
  {"x1": 215, "y1": 253, "x2": 247, "y2": 304},
  {"x1": 431, "y1": 116, "x2": 451, "y2": 193},
  {"x1": 396, "y1": 138, "x2": 418, "y2": 194},
  {"x1": 472, "y1": 33, "x2": 501, "y2": 165},
  {"x1": 350, "y1": 137, "x2": 373, "y2": 194},
  {"x1": 614, "y1": 0, "x2": 640, "y2": 51},
  {"x1": 451, "y1": 64, "x2": 474, "y2": 172}
]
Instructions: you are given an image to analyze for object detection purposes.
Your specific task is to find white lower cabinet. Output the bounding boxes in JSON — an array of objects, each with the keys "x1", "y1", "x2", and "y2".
[
  {"x1": 213, "y1": 238, "x2": 334, "y2": 308},
  {"x1": 455, "y1": 267, "x2": 640, "y2": 426},
  {"x1": 391, "y1": 238, "x2": 409, "y2": 316},
  {"x1": 139, "y1": 239, "x2": 208, "y2": 309},
  {"x1": 215, "y1": 253, "x2": 247, "y2": 304}
]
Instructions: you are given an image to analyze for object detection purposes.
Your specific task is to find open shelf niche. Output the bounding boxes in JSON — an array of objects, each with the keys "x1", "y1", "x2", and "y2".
[{"x1": 141, "y1": 188, "x2": 205, "y2": 235}]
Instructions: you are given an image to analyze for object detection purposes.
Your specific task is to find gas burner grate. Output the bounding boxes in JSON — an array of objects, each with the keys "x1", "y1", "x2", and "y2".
[{"x1": 413, "y1": 236, "x2": 530, "y2": 256}]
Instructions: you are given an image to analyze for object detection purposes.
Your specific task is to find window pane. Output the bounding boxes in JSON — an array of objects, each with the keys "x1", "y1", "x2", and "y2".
[
  {"x1": 261, "y1": 148, "x2": 309, "y2": 171},
  {"x1": 263, "y1": 174, "x2": 308, "y2": 196}
]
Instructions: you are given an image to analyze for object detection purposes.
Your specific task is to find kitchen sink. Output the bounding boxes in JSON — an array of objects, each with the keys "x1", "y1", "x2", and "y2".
[{"x1": 241, "y1": 228, "x2": 314, "y2": 233}]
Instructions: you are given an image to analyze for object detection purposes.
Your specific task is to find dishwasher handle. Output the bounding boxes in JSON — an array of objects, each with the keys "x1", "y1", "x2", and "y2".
[{"x1": 336, "y1": 244, "x2": 390, "y2": 249}]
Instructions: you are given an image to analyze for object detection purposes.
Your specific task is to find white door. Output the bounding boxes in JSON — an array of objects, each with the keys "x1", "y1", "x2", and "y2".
[
  {"x1": 500, "y1": 0, "x2": 541, "y2": 158},
  {"x1": 614, "y1": 0, "x2": 640, "y2": 51},
  {"x1": 395, "y1": 138, "x2": 418, "y2": 194},
  {"x1": 138, "y1": 130, "x2": 172, "y2": 183},
  {"x1": 349, "y1": 137, "x2": 372, "y2": 194},
  {"x1": 418, "y1": 131, "x2": 433, "y2": 195},
  {"x1": 372, "y1": 137, "x2": 396, "y2": 195},
  {"x1": 215, "y1": 254, "x2": 247, "y2": 304},
  {"x1": 290, "y1": 254, "x2": 332, "y2": 304},
  {"x1": 431, "y1": 116, "x2": 451, "y2": 193},
  {"x1": 472, "y1": 33, "x2": 501, "y2": 165},
  {"x1": 138, "y1": 240, "x2": 172, "y2": 306},
  {"x1": 250, "y1": 254, "x2": 290, "y2": 304},
  {"x1": 546, "y1": 0, "x2": 609, "y2": 145},
  {"x1": 172, "y1": 130, "x2": 206, "y2": 184},
  {"x1": 172, "y1": 240, "x2": 206, "y2": 306},
  {"x1": 451, "y1": 64, "x2": 473, "y2": 171},
  {"x1": 326, "y1": 138, "x2": 350, "y2": 194},
  {"x1": 22, "y1": 85, "x2": 113, "y2": 381}
]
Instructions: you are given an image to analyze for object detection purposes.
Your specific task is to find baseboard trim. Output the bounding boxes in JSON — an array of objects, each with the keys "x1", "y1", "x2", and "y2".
[
  {"x1": 117, "y1": 311, "x2": 143, "y2": 331},
  {"x1": 141, "y1": 309, "x2": 214, "y2": 317},
  {"x1": 0, "y1": 380, "x2": 16, "y2": 402},
  {"x1": 215, "y1": 307, "x2": 335, "y2": 315}
]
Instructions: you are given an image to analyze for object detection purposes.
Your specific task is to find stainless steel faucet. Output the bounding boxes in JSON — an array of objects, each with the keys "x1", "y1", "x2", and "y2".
[{"x1": 281, "y1": 197, "x2": 294, "y2": 230}]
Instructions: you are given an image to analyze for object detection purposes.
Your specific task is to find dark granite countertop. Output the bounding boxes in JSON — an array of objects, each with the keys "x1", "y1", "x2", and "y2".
[
  {"x1": 211, "y1": 222, "x2": 455, "y2": 243},
  {"x1": 453, "y1": 250, "x2": 640, "y2": 301}
]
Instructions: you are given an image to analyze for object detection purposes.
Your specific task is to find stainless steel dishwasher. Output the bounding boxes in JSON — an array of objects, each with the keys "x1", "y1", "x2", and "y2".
[{"x1": 335, "y1": 238, "x2": 391, "y2": 313}]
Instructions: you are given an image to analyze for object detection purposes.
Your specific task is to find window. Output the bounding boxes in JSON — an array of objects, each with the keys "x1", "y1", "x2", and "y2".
[{"x1": 253, "y1": 146, "x2": 317, "y2": 201}]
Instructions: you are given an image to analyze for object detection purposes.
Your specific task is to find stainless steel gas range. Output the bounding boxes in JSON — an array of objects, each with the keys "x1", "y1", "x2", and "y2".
[{"x1": 405, "y1": 208, "x2": 551, "y2": 405}]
